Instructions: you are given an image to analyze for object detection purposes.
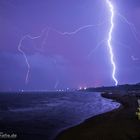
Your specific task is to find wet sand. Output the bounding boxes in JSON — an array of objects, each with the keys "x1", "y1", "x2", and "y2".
[{"x1": 56, "y1": 93, "x2": 140, "y2": 140}]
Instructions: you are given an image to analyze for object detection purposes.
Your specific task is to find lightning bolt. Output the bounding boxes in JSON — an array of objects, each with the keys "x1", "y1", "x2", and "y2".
[
  {"x1": 54, "y1": 80, "x2": 59, "y2": 89},
  {"x1": 18, "y1": 36, "x2": 30, "y2": 84},
  {"x1": 18, "y1": 28, "x2": 48, "y2": 84},
  {"x1": 114, "y1": 40, "x2": 139, "y2": 61},
  {"x1": 116, "y1": 13, "x2": 140, "y2": 62},
  {"x1": 18, "y1": 22, "x2": 106, "y2": 85},
  {"x1": 106, "y1": 0, "x2": 118, "y2": 86},
  {"x1": 117, "y1": 12, "x2": 140, "y2": 45},
  {"x1": 18, "y1": 1, "x2": 140, "y2": 87},
  {"x1": 51, "y1": 21, "x2": 106, "y2": 35},
  {"x1": 88, "y1": 39, "x2": 107, "y2": 58}
]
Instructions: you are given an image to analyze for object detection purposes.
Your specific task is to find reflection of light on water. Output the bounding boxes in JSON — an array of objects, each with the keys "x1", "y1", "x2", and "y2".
[
  {"x1": 9, "y1": 92, "x2": 120, "y2": 117},
  {"x1": 2, "y1": 92, "x2": 120, "y2": 140}
]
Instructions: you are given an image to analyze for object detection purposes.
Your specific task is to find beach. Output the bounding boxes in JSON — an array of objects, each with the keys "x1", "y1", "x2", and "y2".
[
  {"x1": 0, "y1": 92, "x2": 119, "y2": 140},
  {"x1": 56, "y1": 92, "x2": 140, "y2": 140}
]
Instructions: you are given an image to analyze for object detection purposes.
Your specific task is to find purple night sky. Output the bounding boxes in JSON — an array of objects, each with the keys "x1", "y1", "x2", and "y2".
[{"x1": 0, "y1": 0, "x2": 140, "y2": 91}]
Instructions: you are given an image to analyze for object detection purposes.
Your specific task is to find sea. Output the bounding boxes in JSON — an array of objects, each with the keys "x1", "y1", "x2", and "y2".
[{"x1": 0, "y1": 91, "x2": 120, "y2": 140}]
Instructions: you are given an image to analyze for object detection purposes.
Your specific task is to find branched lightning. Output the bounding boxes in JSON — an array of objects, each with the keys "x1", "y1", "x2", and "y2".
[
  {"x1": 18, "y1": 21, "x2": 106, "y2": 84},
  {"x1": 18, "y1": 28, "x2": 48, "y2": 84},
  {"x1": 18, "y1": 36, "x2": 30, "y2": 84},
  {"x1": 116, "y1": 13, "x2": 140, "y2": 61},
  {"x1": 105, "y1": 0, "x2": 140, "y2": 86},
  {"x1": 117, "y1": 12, "x2": 140, "y2": 44},
  {"x1": 52, "y1": 21, "x2": 106, "y2": 35},
  {"x1": 41, "y1": 27, "x2": 50, "y2": 50},
  {"x1": 114, "y1": 40, "x2": 139, "y2": 61},
  {"x1": 88, "y1": 39, "x2": 107, "y2": 58},
  {"x1": 106, "y1": 0, "x2": 118, "y2": 86},
  {"x1": 18, "y1": 0, "x2": 140, "y2": 87}
]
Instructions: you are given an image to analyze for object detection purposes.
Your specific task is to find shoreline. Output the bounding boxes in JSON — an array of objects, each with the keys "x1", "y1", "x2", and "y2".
[
  {"x1": 55, "y1": 92, "x2": 140, "y2": 140},
  {"x1": 0, "y1": 92, "x2": 120, "y2": 140},
  {"x1": 53, "y1": 92, "x2": 120, "y2": 140}
]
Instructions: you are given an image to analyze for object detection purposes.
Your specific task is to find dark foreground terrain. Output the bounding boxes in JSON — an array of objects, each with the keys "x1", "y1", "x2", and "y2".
[{"x1": 56, "y1": 92, "x2": 140, "y2": 140}]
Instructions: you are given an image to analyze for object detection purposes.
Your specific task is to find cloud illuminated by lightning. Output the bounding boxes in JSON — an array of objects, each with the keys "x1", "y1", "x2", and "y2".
[{"x1": 106, "y1": 0, "x2": 118, "y2": 86}]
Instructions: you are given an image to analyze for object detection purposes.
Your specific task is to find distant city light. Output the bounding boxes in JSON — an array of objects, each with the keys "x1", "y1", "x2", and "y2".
[{"x1": 84, "y1": 87, "x2": 87, "y2": 90}]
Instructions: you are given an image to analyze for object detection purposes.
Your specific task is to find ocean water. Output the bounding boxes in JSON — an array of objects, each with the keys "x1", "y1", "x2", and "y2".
[{"x1": 0, "y1": 92, "x2": 120, "y2": 140}]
